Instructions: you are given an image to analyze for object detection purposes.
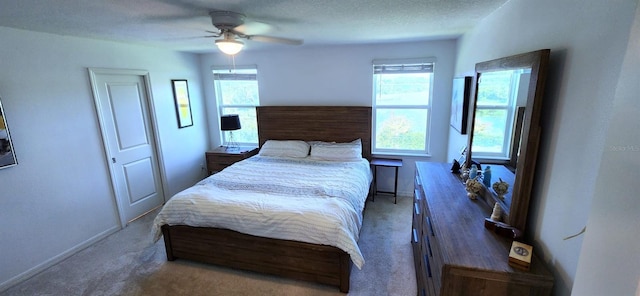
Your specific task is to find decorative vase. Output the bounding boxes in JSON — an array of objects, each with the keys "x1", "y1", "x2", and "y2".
[
  {"x1": 465, "y1": 177, "x2": 482, "y2": 200},
  {"x1": 469, "y1": 164, "x2": 478, "y2": 179},
  {"x1": 482, "y1": 165, "x2": 492, "y2": 188},
  {"x1": 492, "y1": 178, "x2": 509, "y2": 200}
]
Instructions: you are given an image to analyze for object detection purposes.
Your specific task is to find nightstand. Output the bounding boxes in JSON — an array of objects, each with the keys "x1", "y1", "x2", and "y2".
[
  {"x1": 205, "y1": 146, "x2": 259, "y2": 174},
  {"x1": 370, "y1": 157, "x2": 403, "y2": 204}
]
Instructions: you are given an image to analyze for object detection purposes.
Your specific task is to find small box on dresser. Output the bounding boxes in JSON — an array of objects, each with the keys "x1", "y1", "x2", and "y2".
[
  {"x1": 509, "y1": 241, "x2": 533, "y2": 271},
  {"x1": 412, "y1": 162, "x2": 553, "y2": 296},
  {"x1": 205, "y1": 146, "x2": 258, "y2": 174}
]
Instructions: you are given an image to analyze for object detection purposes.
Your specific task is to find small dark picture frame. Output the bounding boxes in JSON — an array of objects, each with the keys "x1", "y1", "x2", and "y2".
[
  {"x1": 171, "y1": 79, "x2": 193, "y2": 128},
  {"x1": 450, "y1": 76, "x2": 472, "y2": 134}
]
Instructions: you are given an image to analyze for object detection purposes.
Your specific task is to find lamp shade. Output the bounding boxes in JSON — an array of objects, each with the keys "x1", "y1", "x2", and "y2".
[
  {"x1": 215, "y1": 39, "x2": 244, "y2": 55},
  {"x1": 220, "y1": 114, "x2": 241, "y2": 131}
]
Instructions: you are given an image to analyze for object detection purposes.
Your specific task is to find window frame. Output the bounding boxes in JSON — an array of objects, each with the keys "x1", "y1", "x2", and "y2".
[
  {"x1": 212, "y1": 65, "x2": 260, "y2": 146},
  {"x1": 371, "y1": 58, "x2": 436, "y2": 156}
]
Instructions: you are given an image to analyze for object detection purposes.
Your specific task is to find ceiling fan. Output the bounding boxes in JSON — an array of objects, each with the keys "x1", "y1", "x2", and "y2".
[{"x1": 206, "y1": 10, "x2": 303, "y2": 55}]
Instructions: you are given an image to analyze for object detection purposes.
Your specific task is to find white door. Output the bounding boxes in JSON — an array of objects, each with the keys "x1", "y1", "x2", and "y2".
[{"x1": 89, "y1": 68, "x2": 164, "y2": 226}]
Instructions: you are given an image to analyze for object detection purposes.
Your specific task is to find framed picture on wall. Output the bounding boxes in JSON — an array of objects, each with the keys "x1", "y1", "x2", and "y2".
[
  {"x1": 450, "y1": 76, "x2": 472, "y2": 134},
  {"x1": 171, "y1": 79, "x2": 194, "y2": 128},
  {"x1": 0, "y1": 95, "x2": 18, "y2": 169}
]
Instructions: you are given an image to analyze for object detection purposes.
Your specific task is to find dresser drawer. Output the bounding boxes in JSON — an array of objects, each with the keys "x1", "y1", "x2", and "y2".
[
  {"x1": 421, "y1": 253, "x2": 437, "y2": 296},
  {"x1": 413, "y1": 200, "x2": 423, "y2": 230},
  {"x1": 423, "y1": 215, "x2": 443, "y2": 292},
  {"x1": 207, "y1": 161, "x2": 229, "y2": 172},
  {"x1": 419, "y1": 191, "x2": 443, "y2": 295},
  {"x1": 412, "y1": 228, "x2": 427, "y2": 295},
  {"x1": 208, "y1": 154, "x2": 240, "y2": 166}
]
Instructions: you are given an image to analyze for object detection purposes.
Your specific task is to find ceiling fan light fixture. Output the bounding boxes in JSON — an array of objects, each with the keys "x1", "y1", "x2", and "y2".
[{"x1": 215, "y1": 39, "x2": 244, "y2": 55}]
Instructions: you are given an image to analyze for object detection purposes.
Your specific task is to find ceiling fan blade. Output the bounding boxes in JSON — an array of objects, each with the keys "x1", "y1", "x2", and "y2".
[
  {"x1": 165, "y1": 35, "x2": 218, "y2": 41},
  {"x1": 247, "y1": 35, "x2": 303, "y2": 45},
  {"x1": 233, "y1": 21, "x2": 272, "y2": 35},
  {"x1": 170, "y1": 30, "x2": 220, "y2": 40}
]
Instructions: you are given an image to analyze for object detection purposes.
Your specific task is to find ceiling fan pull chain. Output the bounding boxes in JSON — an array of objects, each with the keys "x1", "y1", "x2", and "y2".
[
  {"x1": 232, "y1": 54, "x2": 236, "y2": 72},
  {"x1": 225, "y1": 55, "x2": 236, "y2": 73}
]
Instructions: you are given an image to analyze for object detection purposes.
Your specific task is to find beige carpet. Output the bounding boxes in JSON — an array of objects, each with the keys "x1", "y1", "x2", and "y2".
[{"x1": 2, "y1": 196, "x2": 416, "y2": 296}]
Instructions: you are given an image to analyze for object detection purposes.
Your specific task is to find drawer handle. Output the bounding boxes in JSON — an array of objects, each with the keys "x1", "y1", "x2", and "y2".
[
  {"x1": 426, "y1": 216, "x2": 435, "y2": 237},
  {"x1": 424, "y1": 228, "x2": 433, "y2": 257},
  {"x1": 414, "y1": 189, "x2": 422, "y2": 200},
  {"x1": 414, "y1": 203, "x2": 421, "y2": 216},
  {"x1": 412, "y1": 228, "x2": 419, "y2": 243},
  {"x1": 423, "y1": 255, "x2": 432, "y2": 278}
]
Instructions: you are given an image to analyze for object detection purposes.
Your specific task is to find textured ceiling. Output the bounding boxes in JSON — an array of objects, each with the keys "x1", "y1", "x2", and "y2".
[{"x1": 0, "y1": 0, "x2": 510, "y2": 53}]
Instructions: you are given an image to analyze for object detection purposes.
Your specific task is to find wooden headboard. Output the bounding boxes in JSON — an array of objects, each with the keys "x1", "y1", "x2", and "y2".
[{"x1": 256, "y1": 106, "x2": 372, "y2": 160}]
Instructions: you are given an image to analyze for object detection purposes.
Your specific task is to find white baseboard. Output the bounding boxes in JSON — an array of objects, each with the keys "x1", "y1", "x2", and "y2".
[
  {"x1": 372, "y1": 191, "x2": 412, "y2": 200},
  {"x1": 0, "y1": 225, "x2": 121, "y2": 292},
  {"x1": 397, "y1": 190, "x2": 413, "y2": 198}
]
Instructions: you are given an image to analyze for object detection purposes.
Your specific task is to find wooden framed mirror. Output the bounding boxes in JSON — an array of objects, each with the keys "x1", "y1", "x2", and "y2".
[{"x1": 466, "y1": 49, "x2": 550, "y2": 233}]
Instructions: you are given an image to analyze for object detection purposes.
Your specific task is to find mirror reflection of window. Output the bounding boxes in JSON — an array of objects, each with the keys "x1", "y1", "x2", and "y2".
[{"x1": 472, "y1": 69, "x2": 531, "y2": 161}]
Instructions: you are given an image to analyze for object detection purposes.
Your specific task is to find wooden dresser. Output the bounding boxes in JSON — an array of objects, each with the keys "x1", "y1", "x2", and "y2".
[{"x1": 412, "y1": 162, "x2": 553, "y2": 296}]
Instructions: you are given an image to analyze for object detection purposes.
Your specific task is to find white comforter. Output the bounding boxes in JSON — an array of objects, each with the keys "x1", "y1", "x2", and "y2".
[{"x1": 152, "y1": 156, "x2": 372, "y2": 269}]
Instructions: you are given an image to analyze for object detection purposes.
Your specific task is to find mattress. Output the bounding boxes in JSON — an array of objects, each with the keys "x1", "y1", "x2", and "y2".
[{"x1": 152, "y1": 155, "x2": 372, "y2": 269}]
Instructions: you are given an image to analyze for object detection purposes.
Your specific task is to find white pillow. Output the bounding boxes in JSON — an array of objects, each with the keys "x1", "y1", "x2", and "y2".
[
  {"x1": 306, "y1": 140, "x2": 334, "y2": 146},
  {"x1": 259, "y1": 140, "x2": 310, "y2": 158},
  {"x1": 310, "y1": 139, "x2": 362, "y2": 161}
]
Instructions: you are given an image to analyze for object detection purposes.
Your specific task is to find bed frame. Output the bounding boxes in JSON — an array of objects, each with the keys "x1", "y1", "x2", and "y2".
[{"x1": 161, "y1": 106, "x2": 372, "y2": 293}]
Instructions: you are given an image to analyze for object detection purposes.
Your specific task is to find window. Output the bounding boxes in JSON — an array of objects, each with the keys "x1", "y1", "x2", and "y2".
[
  {"x1": 472, "y1": 69, "x2": 529, "y2": 160},
  {"x1": 372, "y1": 59, "x2": 434, "y2": 155},
  {"x1": 212, "y1": 67, "x2": 260, "y2": 145}
]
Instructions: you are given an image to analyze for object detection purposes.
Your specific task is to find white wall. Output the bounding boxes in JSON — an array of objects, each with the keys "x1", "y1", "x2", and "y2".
[
  {"x1": 0, "y1": 27, "x2": 207, "y2": 290},
  {"x1": 198, "y1": 40, "x2": 457, "y2": 197},
  {"x1": 572, "y1": 3, "x2": 640, "y2": 295},
  {"x1": 451, "y1": 0, "x2": 638, "y2": 294}
]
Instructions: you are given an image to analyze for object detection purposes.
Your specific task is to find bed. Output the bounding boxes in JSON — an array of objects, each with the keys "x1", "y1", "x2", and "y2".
[{"x1": 154, "y1": 106, "x2": 372, "y2": 292}]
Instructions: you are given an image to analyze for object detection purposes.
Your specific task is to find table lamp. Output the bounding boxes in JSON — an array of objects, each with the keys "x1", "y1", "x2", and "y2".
[{"x1": 220, "y1": 114, "x2": 241, "y2": 150}]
